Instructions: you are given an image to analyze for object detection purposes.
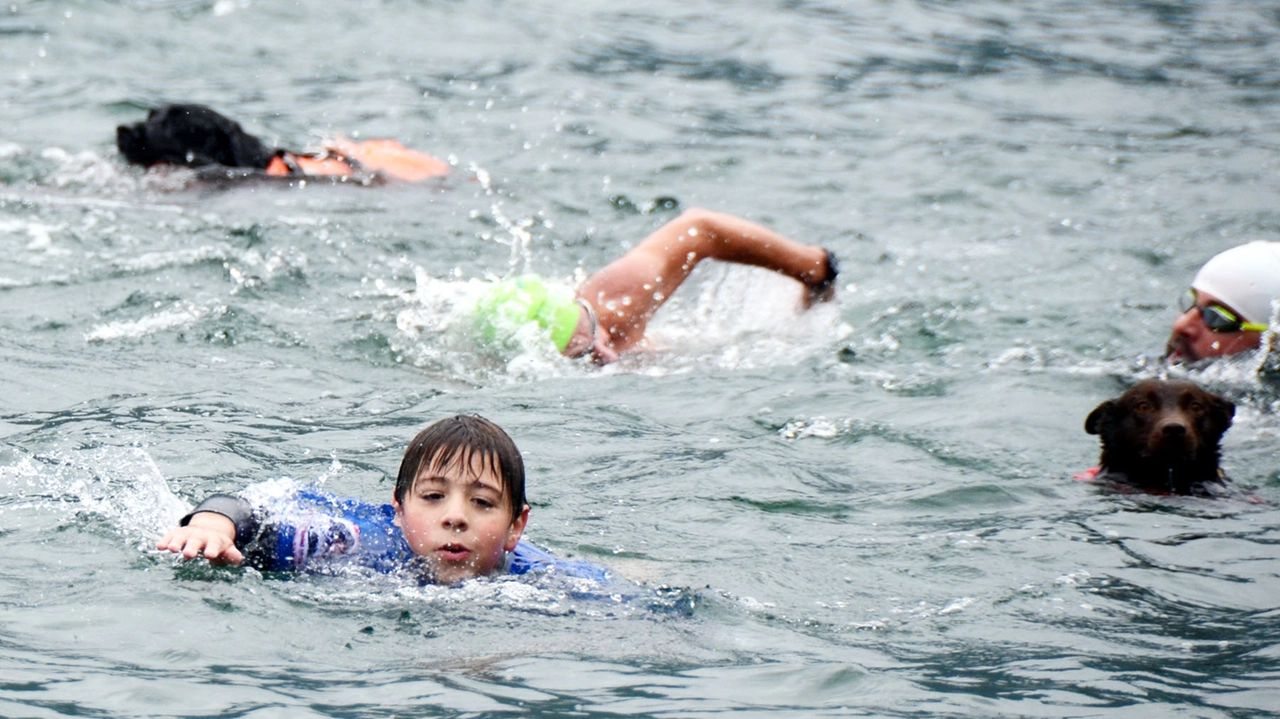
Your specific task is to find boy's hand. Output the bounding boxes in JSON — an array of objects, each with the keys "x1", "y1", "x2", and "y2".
[{"x1": 156, "y1": 512, "x2": 244, "y2": 565}]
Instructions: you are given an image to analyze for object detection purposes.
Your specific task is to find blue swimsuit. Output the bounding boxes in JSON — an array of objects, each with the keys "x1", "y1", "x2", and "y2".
[{"x1": 181, "y1": 482, "x2": 611, "y2": 584}]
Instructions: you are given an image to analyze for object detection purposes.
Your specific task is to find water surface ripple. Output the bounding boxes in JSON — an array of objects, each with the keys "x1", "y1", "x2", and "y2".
[{"x1": 2, "y1": 0, "x2": 1280, "y2": 717}]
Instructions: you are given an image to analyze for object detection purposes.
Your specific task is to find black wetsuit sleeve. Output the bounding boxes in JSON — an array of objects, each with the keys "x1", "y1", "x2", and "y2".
[{"x1": 180, "y1": 494, "x2": 260, "y2": 549}]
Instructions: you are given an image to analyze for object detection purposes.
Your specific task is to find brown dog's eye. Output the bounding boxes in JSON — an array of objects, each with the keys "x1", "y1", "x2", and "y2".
[
  {"x1": 1188, "y1": 401, "x2": 1204, "y2": 413},
  {"x1": 1134, "y1": 401, "x2": 1153, "y2": 413}
]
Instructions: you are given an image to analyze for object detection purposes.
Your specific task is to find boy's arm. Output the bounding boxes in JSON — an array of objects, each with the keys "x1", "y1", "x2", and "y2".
[{"x1": 156, "y1": 494, "x2": 260, "y2": 566}]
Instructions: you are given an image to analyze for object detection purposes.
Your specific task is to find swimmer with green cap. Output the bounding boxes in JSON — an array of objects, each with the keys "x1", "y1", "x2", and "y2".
[
  {"x1": 473, "y1": 208, "x2": 839, "y2": 364},
  {"x1": 473, "y1": 275, "x2": 590, "y2": 354}
]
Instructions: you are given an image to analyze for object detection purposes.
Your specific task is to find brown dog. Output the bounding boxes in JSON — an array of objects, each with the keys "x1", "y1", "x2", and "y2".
[{"x1": 1084, "y1": 379, "x2": 1235, "y2": 496}]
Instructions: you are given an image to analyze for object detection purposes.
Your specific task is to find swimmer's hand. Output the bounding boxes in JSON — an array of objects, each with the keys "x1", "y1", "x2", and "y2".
[{"x1": 155, "y1": 512, "x2": 244, "y2": 565}]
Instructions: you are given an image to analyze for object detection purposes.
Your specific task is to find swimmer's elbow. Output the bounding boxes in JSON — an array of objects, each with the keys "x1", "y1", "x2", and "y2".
[{"x1": 675, "y1": 207, "x2": 715, "y2": 225}]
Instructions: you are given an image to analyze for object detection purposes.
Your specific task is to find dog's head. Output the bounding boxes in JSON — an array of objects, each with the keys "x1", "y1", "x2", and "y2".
[
  {"x1": 1085, "y1": 380, "x2": 1234, "y2": 489},
  {"x1": 116, "y1": 104, "x2": 276, "y2": 169}
]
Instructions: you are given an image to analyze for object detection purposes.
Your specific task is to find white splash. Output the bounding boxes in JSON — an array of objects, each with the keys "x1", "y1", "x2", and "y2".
[
  {"x1": 0, "y1": 218, "x2": 69, "y2": 255},
  {"x1": 85, "y1": 302, "x2": 219, "y2": 342},
  {"x1": 0, "y1": 445, "x2": 191, "y2": 544}
]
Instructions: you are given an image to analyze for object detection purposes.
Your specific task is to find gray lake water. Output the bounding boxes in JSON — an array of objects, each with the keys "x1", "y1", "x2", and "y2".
[{"x1": 3, "y1": 1, "x2": 1280, "y2": 716}]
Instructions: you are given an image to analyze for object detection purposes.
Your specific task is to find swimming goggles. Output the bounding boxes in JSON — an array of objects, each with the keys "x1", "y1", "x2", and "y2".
[
  {"x1": 1178, "y1": 289, "x2": 1268, "y2": 333},
  {"x1": 570, "y1": 298, "x2": 599, "y2": 360}
]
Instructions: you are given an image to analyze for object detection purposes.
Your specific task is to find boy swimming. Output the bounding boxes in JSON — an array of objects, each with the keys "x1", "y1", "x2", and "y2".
[{"x1": 156, "y1": 414, "x2": 607, "y2": 584}]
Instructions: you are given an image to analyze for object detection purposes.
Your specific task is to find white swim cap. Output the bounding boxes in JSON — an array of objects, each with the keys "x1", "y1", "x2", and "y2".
[{"x1": 1191, "y1": 241, "x2": 1280, "y2": 326}]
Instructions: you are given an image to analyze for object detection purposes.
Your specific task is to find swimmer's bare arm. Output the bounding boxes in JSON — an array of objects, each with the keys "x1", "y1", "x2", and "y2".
[
  {"x1": 323, "y1": 135, "x2": 450, "y2": 182},
  {"x1": 577, "y1": 208, "x2": 833, "y2": 354},
  {"x1": 155, "y1": 512, "x2": 245, "y2": 565}
]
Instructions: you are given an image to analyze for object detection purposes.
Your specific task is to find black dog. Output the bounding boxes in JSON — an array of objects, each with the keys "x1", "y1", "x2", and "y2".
[
  {"x1": 1084, "y1": 379, "x2": 1235, "y2": 497},
  {"x1": 115, "y1": 104, "x2": 448, "y2": 183},
  {"x1": 116, "y1": 103, "x2": 276, "y2": 169}
]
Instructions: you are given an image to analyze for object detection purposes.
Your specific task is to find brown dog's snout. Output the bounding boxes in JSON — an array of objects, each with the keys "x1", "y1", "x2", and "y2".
[{"x1": 1152, "y1": 415, "x2": 1195, "y2": 455}]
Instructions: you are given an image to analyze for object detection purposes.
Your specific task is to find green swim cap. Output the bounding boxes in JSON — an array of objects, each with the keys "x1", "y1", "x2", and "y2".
[{"x1": 473, "y1": 276, "x2": 581, "y2": 353}]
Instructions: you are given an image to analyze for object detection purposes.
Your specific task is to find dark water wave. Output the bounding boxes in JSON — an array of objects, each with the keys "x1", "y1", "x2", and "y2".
[{"x1": 570, "y1": 37, "x2": 786, "y2": 92}]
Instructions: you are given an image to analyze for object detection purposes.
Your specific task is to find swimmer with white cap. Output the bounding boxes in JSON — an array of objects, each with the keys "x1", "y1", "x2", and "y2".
[
  {"x1": 1165, "y1": 240, "x2": 1280, "y2": 363},
  {"x1": 474, "y1": 208, "x2": 839, "y2": 364}
]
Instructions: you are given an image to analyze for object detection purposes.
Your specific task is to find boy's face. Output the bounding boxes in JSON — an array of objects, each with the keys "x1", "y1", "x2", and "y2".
[{"x1": 392, "y1": 451, "x2": 528, "y2": 584}]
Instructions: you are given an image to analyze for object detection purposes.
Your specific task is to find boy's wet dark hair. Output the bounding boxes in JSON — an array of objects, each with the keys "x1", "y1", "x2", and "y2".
[{"x1": 395, "y1": 415, "x2": 526, "y2": 521}]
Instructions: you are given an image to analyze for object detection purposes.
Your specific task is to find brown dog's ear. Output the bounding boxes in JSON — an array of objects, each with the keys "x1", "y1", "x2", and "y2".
[
  {"x1": 1085, "y1": 400, "x2": 1113, "y2": 435},
  {"x1": 1211, "y1": 395, "x2": 1236, "y2": 432}
]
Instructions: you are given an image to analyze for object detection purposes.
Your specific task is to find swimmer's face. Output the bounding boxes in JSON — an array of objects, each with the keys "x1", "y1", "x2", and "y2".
[
  {"x1": 563, "y1": 305, "x2": 620, "y2": 365},
  {"x1": 585, "y1": 333, "x2": 620, "y2": 365},
  {"x1": 1165, "y1": 289, "x2": 1262, "y2": 363},
  {"x1": 562, "y1": 308, "x2": 595, "y2": 359},
  {"x1": 392, "y1": 450, "x2": 528, "y2": 584}
]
